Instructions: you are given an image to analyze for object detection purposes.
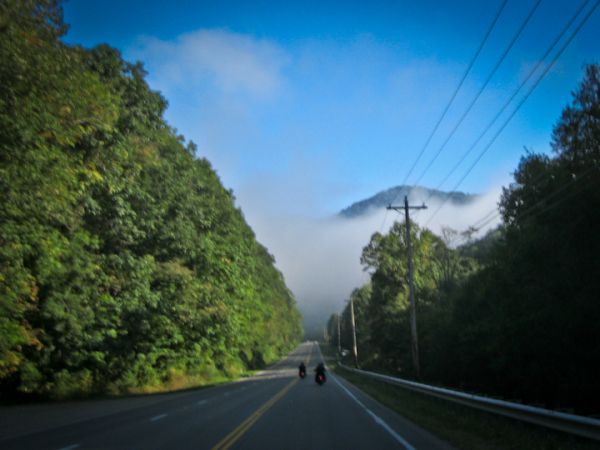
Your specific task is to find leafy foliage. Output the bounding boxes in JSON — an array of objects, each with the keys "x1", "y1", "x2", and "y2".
[
  {"x1": 330, "y1": 65, "x2": 600, "y2": 414},
  {"x1": 0, "y1": 0, "x2": 301, "y2": 398}
]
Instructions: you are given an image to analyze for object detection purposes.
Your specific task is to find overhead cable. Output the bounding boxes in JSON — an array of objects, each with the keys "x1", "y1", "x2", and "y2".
[
  {"x1": 424, "y1": 0, "x2": 600, "y2": 227},
  {"x1": 456, "y1": 168, "x2": 595, "y2": 245},
  {"x1": 429, "y1": 0, "x2": 591, "y2": 197},
  {"x1": 411, "y1": 0, "x2": 543, "y2": 190},
  {"x1": 393, "y1": 0, "x2": 508, "y2": 196},
  {"x1": 455, "y1": 160, "x2": 597, "y2": 243},
  {"x1": 381, "y1": 1, "x2": 508, "y2": 233}
]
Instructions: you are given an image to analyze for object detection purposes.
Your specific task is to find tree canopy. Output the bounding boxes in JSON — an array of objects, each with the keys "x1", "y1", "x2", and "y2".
[
  {"x1": 329, "y1": 64, "x2": 600, "y2": 414},
  {"x1": 0, "y1": 0, "x2": 302, "y2": 398}
]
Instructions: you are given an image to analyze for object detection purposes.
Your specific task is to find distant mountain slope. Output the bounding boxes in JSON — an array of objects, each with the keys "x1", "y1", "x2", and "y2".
[{"x1": 339, "y1": 185, "x2": 478, "y2": 218}]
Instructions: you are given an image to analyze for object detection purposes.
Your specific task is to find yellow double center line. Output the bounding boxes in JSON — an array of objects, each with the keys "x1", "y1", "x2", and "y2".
[{"x1": 211, "y1": 377, "x2": 298, "y2": 450}]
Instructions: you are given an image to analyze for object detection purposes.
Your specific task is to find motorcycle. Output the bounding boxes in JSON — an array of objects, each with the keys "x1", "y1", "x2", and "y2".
[
  {"x1": 299, "y1": 367, "x2": 306, "y2": 379},
  {"x1": 315, "y1": 372, "x2": 326, "y2": 385}
]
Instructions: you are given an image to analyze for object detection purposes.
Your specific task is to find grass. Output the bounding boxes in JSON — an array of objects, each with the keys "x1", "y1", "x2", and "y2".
[
  {"x1": 122, "y1": 373, "x2": 236, "y2": 396},
  {"x1": 322, "y1": 350, "x2": 598, "y2": 449},
  {"x1": 1, "y1": 364, "x2": 265, "y2": 405}
]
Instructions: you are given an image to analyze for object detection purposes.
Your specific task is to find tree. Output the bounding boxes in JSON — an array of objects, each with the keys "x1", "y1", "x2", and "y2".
[{"x1": 0, "y1": 0, "x2": 302, "y2": 398}]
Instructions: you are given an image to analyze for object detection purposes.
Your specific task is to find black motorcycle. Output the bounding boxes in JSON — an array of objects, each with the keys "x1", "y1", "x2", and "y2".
[
  {"x1": 299, "y1": 367, "x2": 306, "y2": 379},
  {"x1": 315, "y1": 371, "x2": 326, "y2": 385}
]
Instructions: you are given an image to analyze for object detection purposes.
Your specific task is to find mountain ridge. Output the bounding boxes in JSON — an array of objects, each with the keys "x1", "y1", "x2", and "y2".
[{"x1": 339, "y1": 185, "x2": 478, "y2": 218}]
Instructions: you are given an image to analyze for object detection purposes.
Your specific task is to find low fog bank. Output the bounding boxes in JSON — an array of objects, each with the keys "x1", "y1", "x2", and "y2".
[{"x1": 237, "y1": 184, "x2": 505, "y2": 337}]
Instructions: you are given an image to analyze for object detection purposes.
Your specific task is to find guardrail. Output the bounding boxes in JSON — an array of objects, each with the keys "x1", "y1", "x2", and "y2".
[{"x1": 339, "y1": 364, "x2": 600, "y2": 441}]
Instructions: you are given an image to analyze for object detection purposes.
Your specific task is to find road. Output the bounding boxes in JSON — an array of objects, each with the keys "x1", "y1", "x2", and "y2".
[{"x1": 0, "y1": 342, "x2": 452, "y2": 449}]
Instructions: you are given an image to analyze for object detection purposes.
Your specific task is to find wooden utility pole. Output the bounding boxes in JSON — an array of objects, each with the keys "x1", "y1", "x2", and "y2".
[
  {"x1": 350, "y1": 297, "x2": 359, "y2": 368},
  {"x1": 337, "y1": 313, "x2": 341, "y2": 354},
  {"x1": 387, "y1": 196, "x2": 427, "y2": 378}
]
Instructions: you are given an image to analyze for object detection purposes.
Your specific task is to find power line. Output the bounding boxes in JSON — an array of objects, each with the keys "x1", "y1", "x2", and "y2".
[
  {"x1": 410, "y1": 0, "x2": 542, "y2": 190},
  {"x1": 508, "y1": 167, "x2": 596, "y2": 223},
  {"x1": 472, "y1": 211, "x2": 501, "y2": 231},
  {"x1": 394, "y1": 0, "x2": 508, "y2": 195},
  {"x1": 381, "y1": 1, "x2": 508, "y2": 233},
  {"x1": 465, "y1": 164, "x2": 567, "y2": 232},
  {"x1": 471, "y1": 207, "x2": 501, "y2": 228},
  {"x1": 429, "y1": 0, "x2": 592, "y2": 197},
  {"x1": 459, "y1": 153, "x2": 591, "y2": 235},
  {"x1": 422, "y1": 0, "x2": 591, "y2": 229},
  {"x1": 454, "y1": 165, "x2": 597, "y2": 247},
  {"x1": 378, "y1": 206, "x2": 392, "y2": 235},
  {"x1": 424, "y1": 0, "x2": 600, "y2": 227},
  {"x1": 468, "y1": 150, "x2": 595, "y2": 233}
]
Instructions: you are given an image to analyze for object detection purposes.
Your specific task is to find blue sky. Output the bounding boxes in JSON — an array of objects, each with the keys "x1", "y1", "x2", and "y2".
[
  {"x1": 62, "y1": 0, "x2": 599, "y2": 315},
  {"x1": 63, "y1": 0, "x2": 598, "y2": 214}
]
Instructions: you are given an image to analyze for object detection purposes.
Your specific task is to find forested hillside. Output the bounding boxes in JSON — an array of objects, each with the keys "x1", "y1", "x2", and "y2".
[
  {"x1": 339, "y1": 186, "x2": 476, "y2": 218},
  {"x1": 0, "y1": 0, "x2": 301, "y2": 399},
  {"x1": 329, "y1": 64, "x2": 600, "y2": 414}
]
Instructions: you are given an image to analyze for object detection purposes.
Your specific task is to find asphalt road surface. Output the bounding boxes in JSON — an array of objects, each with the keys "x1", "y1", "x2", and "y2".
[{"x1": 0, "y1": 342, "x2": 452, "y2": 449}]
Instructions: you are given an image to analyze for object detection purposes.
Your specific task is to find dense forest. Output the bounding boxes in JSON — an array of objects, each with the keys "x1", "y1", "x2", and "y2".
[
  {"x1": 329, "y1": 64, "x2": 600, "y2": 415},
  {"x1": 0, "y1": 0, "x2": 302, "y2": 399}
]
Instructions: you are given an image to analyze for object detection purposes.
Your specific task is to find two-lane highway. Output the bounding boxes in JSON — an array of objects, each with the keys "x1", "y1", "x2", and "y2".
[{"x1": 0, "y1": 342, "x2": 452, "y2": 449}]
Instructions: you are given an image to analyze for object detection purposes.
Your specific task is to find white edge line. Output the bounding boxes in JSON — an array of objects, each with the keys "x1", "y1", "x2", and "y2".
[
  {"x1": 332, "y1": 374, "x2": 416, "y2": 450},
  {"x1": 315, "y1": 343, "x2": 415, "y2": 450},
  {"x1": 150, "y1": 413, "x2": 168, "y2": 422},
  {"x1": 365, "y1": 408, "x2": 417, "y2": 450}
]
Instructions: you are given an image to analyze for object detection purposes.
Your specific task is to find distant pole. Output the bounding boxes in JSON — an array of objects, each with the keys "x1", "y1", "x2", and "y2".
[
  {"x1": 337, "y1": 313, "x2": 341, "y2": 355},
  {"x1": 387, "y1": 196, "x2": 427, "y2": 379},
  {"x1": 350, "y1": 297, "x2": 359, "y2": 368}
]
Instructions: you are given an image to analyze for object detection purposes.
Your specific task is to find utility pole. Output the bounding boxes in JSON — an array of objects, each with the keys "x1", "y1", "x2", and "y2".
[
  {"x1": 350, "y1": 297, "x2": 359, "y2": 368},
  {"x1": 337, "y1": 313, "x2": 341, "y2": 355},
  {"x1": 387, "y1": 195, "x2": 427, "y2": 379}
]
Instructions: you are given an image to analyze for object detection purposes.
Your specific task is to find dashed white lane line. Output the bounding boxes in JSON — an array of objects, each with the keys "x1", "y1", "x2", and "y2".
[
  {"x1": 57, "y1": 445, "x2": 80, "y2": 450},
  {"x1": 150, "y1": 413, "x2": 168, "y2": 422},
  {"x1": 197, "y1": 400, "x2": 208, "y2": 406}
]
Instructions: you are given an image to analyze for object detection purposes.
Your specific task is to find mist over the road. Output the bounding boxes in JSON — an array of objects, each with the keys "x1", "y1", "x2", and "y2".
[{"x1": 237, "y1": 184, "x2": 505, "y2": 336}]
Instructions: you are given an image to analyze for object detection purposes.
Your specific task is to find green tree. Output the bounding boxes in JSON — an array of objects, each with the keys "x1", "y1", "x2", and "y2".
[{"x1": 1, "y1": 0, "x2": 302, "y2": 398}]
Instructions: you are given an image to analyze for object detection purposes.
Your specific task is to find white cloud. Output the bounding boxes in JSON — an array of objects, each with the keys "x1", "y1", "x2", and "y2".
[
  {"x1": 127, "y1": 28, "x2": 512, "y2": 332},
  {"x1": 131, "y1": 29, "x2": 289, "y2": 98}
]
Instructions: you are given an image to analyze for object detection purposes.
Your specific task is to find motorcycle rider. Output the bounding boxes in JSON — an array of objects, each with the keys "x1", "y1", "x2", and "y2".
[
  {"x1": 314, "y1": 362, "x2": 326, "y2": 383},
  {"x1": 298, "y1": 361, "x2": 306, "y2": 377}
]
